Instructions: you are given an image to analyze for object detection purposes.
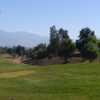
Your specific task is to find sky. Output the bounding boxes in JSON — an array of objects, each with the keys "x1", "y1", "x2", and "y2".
[{"x1": 0, "y1": 0, "x2": 100, "y2": 40}]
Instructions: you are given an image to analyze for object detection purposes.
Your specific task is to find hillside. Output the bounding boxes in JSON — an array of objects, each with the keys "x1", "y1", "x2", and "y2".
[{"x1": 0, "y1": 30, "x2": 48, "y2": 47}]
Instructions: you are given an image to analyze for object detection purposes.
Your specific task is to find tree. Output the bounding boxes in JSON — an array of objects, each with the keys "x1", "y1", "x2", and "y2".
[
  {"x1": 98, "y1": 40, "x2": 100, "y2": 51},
  {"x1": 58, "y1": 28, "x2": 69, "y2": 43},
  {"x1": 6, "y1": 46, "x2": 25, "y2": 57},
  {"x1": 25, "y1": 48, "x2": 33, "y2": 59},
  {"x1": 32, "y1": 43, "x2": 47, "y2": 59},
  {"x1": 79, "y1": 27, "x2": 95, "y2": 40},
  {"x1": 48, "y1": 26, "x2": 75, "y2": 61},
  {"x1": 81, "y1": 41, "x2": 99, "y2": 61},
  {"x1": 76, "y1": 28, "x2": 99, "y2": 61},
  {"x1": 49, "y1": 25, "x2": 59, "y2": 56},
  {"x1": 7, "y1": 47, "x2": 16, "y2": 56},
  {"x1": 58, "y1": 28, "x2": 75, "y2": 61},
  {"x1": 15, "y1": 45, "x2": 25, "y2": 56}
]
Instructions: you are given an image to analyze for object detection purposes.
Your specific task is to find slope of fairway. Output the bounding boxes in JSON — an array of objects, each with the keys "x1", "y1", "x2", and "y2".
[{"x1": 0, "y1": 58, "x2": 100, "y2": 100}]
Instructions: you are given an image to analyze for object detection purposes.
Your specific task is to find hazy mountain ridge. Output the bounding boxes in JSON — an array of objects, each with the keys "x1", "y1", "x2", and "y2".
[{"x1": 0, "y1": 30, "x2": 48, "y2": 47}]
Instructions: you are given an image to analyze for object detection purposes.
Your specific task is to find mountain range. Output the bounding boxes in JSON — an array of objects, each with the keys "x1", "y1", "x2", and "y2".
[{"x1": 0, "y1": 30, "x2": 48, "y2": 47}]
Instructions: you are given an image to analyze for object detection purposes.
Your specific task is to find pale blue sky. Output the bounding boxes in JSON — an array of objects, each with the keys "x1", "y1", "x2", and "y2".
[{"x1": 0, "y1": 0, "x2": 100, "y2": 40}]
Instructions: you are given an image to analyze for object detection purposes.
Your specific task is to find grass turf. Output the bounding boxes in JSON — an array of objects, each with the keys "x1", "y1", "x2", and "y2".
[{"x1": 0, "y1": 58, "x2": 100, "y2": 100}]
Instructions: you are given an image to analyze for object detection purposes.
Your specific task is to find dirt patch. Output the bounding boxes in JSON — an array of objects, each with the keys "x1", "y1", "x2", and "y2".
[{"x1": 13, "y1": 57, "x2": 23, "y2": 64}]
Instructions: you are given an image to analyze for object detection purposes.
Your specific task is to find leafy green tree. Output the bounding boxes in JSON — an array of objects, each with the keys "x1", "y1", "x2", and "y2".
[
  {"x1": 76, "y1": 28, "x2": 99, "y2": 61},
  {"x1": 32, "y1": 43, "x2": 47, "y2": 59},
  {"x1": 7, "y1": 47, "x2": 16, "y2": 55},
  {"x1": 15, "y1": 45, "x2": 25, "y2": 56},
  {"x1": 81, "y1": 41, "x2": 99, "y2": 61},
  {"x1": 25, "y1": 48, "x2": 33, "y2": 59},
  {"x1": 58, "y1": 28, "x2": 75, "y2": 61},
  {"x1": 79, "y1": 27, "x2": 95, "y2": 39},
  {"x1": 98, "y1": 40, "x2": 100, "y2": 51}
]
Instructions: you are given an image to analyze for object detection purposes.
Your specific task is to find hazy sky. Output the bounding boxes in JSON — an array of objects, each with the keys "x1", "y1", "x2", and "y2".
[{"x1": 0, "y1": 0, "x2": 100, "y2": 40}]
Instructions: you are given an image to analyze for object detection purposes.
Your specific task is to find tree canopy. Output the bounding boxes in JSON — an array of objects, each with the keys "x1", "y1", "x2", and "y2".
[{"x1": 76, "y1": 28, "x2": 99, "y2": 61}]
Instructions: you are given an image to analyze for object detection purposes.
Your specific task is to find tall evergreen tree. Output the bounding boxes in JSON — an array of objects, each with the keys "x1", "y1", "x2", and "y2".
[{"x1": 48, "y1": 25, "x2": 59, "y2": 56}]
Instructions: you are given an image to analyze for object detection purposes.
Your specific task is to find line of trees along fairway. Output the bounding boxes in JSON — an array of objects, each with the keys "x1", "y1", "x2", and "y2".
[
  {"x1": 48, "y1": 25, "x2": 75, "y2": 62},
  {"x1": 0, "y1": 26, "x2": 100, "y2": 63}
]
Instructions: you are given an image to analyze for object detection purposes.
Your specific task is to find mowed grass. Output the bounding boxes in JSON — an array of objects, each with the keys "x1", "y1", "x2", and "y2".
[{"x1": 0, "y1": 58, "x2": 100, "y2": 100}]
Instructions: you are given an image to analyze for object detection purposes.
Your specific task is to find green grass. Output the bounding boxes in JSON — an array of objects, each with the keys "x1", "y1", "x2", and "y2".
[{"x1": 0, "y1": 58, "x2": 100, "y2": 100}]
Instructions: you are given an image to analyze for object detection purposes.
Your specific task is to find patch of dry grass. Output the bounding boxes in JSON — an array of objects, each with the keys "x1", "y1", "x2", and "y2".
[{"x1": 0, "y1": 70, "x2": 35, "y2": 78}]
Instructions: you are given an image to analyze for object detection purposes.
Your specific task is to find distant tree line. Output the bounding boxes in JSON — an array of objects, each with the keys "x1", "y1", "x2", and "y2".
[{"x1": 0, "y1": 25, "x2": 100, "y2": 63}]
